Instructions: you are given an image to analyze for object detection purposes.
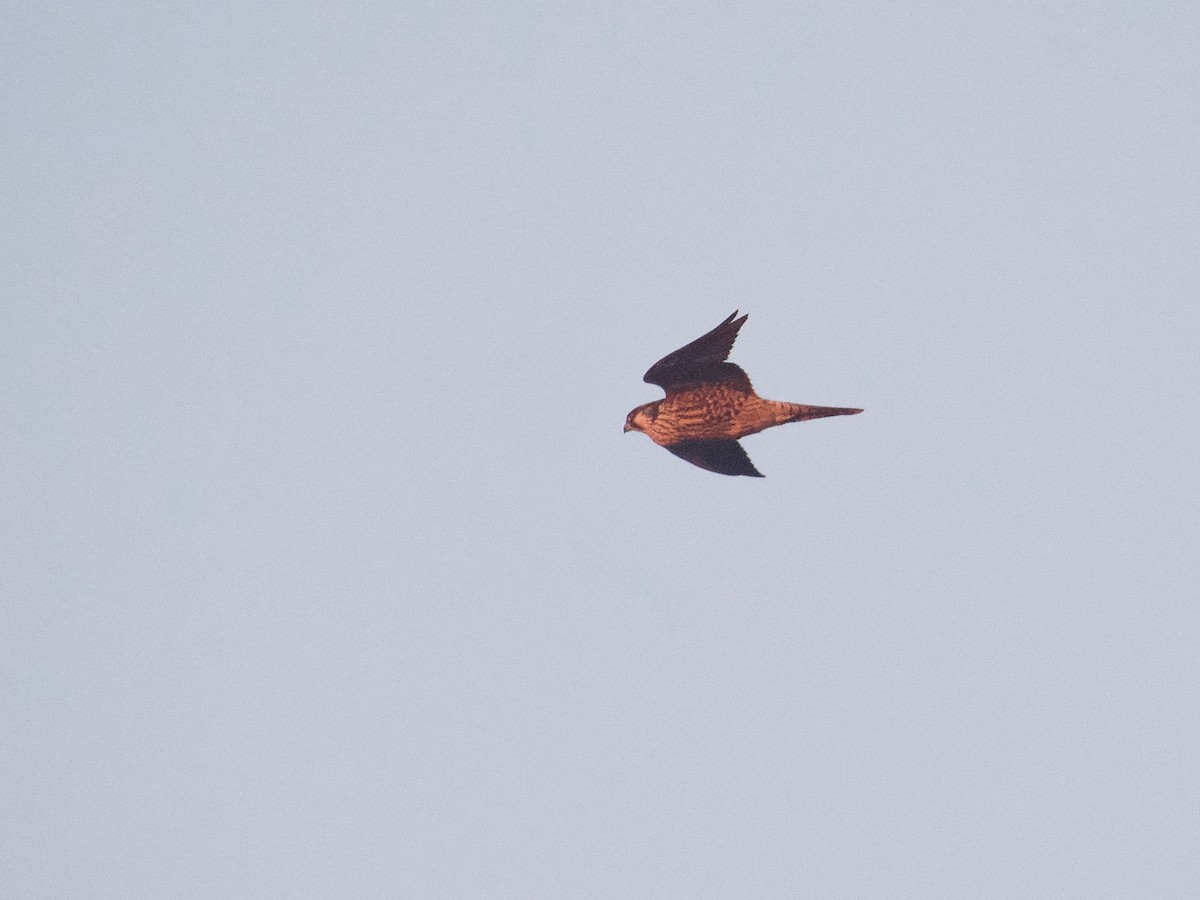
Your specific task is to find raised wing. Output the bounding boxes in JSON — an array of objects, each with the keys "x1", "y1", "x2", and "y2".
[
  {"x1": 665, "y1": 439, "x2": 764, "y2": 477},
  {"x1": 643, "y1": 311, "x2": 751, "y2": 393}
]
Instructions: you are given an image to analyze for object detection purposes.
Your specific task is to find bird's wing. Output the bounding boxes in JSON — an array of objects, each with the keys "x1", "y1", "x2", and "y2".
[
  {"x1": 644, "y1": 311, "x2": 752, "y2": 394},
  {"x1": 665, "y1": 439, "x2": 764, "y2": 477}
]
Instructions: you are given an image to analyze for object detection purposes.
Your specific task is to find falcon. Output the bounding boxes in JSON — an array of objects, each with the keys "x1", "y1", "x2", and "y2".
[{"x1": 623, "y1": 311, "x2": 862, "y2": 477}]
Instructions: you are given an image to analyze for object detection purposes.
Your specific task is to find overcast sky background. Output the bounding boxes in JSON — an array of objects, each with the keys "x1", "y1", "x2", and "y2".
[{"x1": 4, "y1": 3, "x2": 1199, "y2": 897}]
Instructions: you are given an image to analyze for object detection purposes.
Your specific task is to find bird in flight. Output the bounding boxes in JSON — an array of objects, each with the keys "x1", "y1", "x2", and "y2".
[{"x1": 624, "y1": 311, "x2": 862, "y2": 477}]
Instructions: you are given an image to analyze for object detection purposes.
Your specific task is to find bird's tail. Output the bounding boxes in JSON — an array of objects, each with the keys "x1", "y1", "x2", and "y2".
[{"x1": 778, "y1": 403, "x2": 863, "y2": 424}]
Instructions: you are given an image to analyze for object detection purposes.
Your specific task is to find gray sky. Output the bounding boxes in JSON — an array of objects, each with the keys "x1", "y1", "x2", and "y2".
[{"x1": 4, "y1": 2, "x2": 1199, "y2": 897}]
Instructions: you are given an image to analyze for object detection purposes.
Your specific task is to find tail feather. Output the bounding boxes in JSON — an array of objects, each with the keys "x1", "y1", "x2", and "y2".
[{"x1": 780, "y1": 403, "x2": 863, "y2": 424}]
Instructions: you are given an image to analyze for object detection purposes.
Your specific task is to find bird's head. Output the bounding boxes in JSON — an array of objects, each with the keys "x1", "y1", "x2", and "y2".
[{"x1": 624, "y1": 403, "x2": 657, "y2": 434}]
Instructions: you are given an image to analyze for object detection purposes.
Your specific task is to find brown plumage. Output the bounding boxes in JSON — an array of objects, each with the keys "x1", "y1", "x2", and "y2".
[{"x1": 623, "y1": 311, "x2": 862, "y2": 477}]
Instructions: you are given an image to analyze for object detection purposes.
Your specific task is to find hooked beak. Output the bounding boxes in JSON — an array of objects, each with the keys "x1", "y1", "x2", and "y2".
[{"x1": 623, "y1": 422, "x2": 632, "y2": 432}]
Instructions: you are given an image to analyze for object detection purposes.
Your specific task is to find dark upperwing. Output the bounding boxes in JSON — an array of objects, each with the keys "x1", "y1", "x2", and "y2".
[
  {"x1": 665, "y1": 439, "x2": 765, "y2": 477},
  {"x1": 643, "y1": 311, "x2": 752, "y2": 394}
]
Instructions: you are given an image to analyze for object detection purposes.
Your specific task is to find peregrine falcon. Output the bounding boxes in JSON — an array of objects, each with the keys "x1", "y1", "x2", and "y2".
[{"x1": 624, "y1": 311, "x2": 862, "y2": 477}]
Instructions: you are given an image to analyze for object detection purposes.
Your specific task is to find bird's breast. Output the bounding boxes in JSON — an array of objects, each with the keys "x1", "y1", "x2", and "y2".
[{"x1": 644, "y1": 388, "x2": 751, "y2": 444}]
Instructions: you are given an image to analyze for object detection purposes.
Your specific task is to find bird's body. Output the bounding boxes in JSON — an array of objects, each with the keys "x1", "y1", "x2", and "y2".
[
  {"x1": 632, "y1": 390, "x2": 850, "y2": 445},
  {"x1": 624, "y1": 312, "x2": 862, "y2": 477}
]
